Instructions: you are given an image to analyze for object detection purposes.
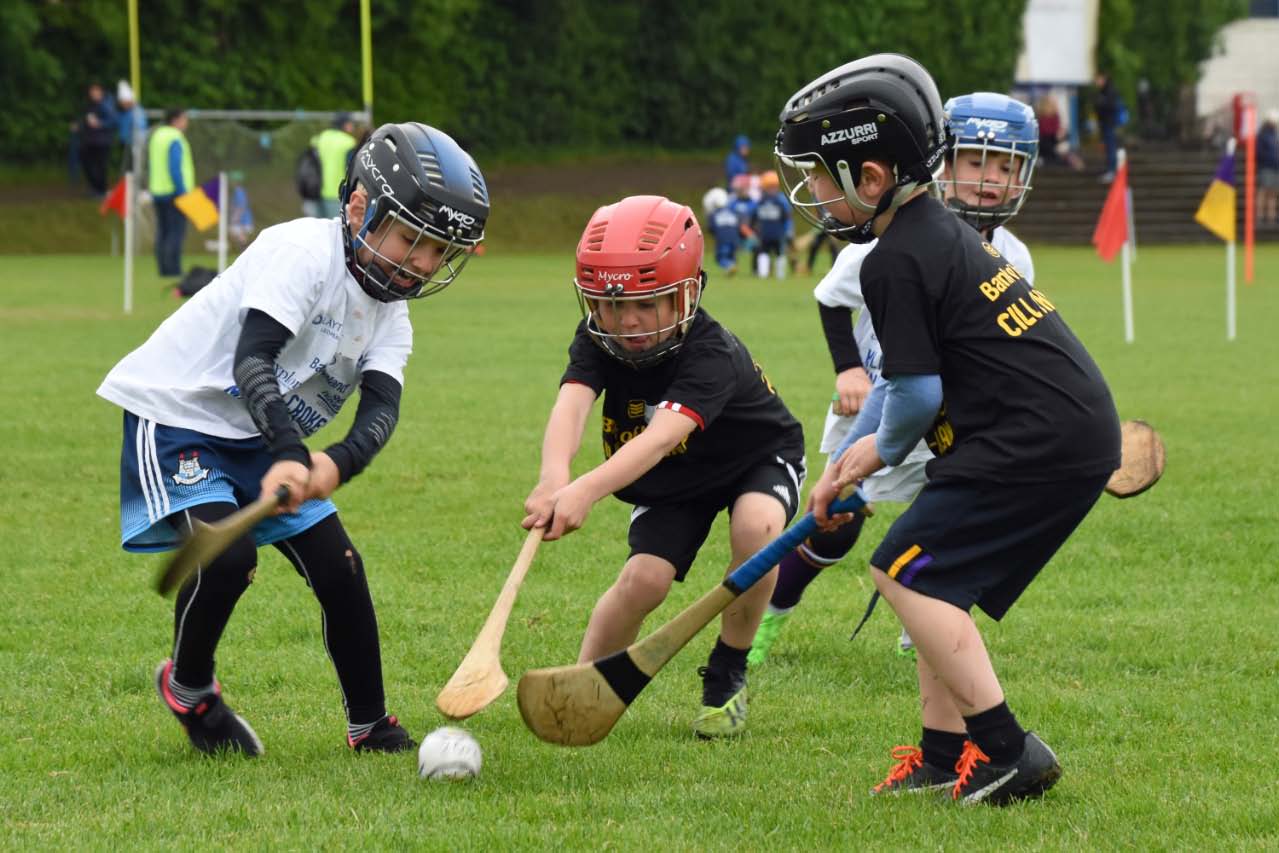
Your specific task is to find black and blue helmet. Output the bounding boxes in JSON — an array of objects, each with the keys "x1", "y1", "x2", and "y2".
[
  {"x1": 942, "y1": 93, "x2": 1038, "y2": 230},
  {"x1": 340, "y1": 122, "x2": 489, "y2": 301},
  {"x1": 774, "y1": 54, "x2": 947, "y2": 244}
]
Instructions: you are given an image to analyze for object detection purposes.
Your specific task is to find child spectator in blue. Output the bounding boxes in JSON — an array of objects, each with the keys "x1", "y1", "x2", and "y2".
[
  {"x1": 750, "y1": 170, "x2": 793, "y2": 278},
  {"x1": 703, "y1": 187, "x2": 744, "y2": 276}
]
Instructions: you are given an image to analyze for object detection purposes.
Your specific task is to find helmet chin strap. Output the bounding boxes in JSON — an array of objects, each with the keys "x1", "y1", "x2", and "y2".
[{"x1": 834, "y1": 159, "x2": 924, "y2": 243}]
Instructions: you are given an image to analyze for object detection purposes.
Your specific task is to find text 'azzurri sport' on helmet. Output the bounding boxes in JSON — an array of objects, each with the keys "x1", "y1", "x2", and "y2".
[
  {"x1": 341, "y1": 122, "x2": 489, "y2": 302},
  {"x1": 942, "y1": 92, "x2": 1039, "y2": 231},
  {"x1": 773, "y1": 53, "x2": 946, "y2": 243},
  {"x1": 574, "y1": 195, "x2": 705, "y2": 369}
]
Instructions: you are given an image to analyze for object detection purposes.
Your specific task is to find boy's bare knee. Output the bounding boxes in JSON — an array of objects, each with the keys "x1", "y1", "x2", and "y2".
[{"x1": 617, "y1": 558, "x2": 675, "y2": 610}]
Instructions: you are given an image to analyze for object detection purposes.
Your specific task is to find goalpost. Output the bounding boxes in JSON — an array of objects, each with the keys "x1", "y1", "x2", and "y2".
[{"x1": 122, "y1": 0, "x2": 374, "y2": 313}]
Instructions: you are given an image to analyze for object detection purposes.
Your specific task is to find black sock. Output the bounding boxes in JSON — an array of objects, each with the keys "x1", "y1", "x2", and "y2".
[
  {"x1": 921, "y1": 727, "x2": 967, "y2": 770},
  {"x1": 770, "y1": 550, "x2": 824, "y2": 609},
  {"x1": 708, "y1": 636, "x2": 748, "y2": 672},
  {"x1": 963, "y1": 701, "x2": 1027, "y2": 766}
]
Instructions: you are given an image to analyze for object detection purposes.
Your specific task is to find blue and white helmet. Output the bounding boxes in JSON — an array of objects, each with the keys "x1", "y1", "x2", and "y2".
[
  {"x1": 340, "y1": 122, "x2": 489, "y2": 302},
  {"x1": 942, "y1": 93, "x2": 1038, "y2": 230}
]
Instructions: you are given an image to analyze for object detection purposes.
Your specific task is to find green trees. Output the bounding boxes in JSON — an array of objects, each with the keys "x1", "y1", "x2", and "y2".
[
  {"x1": 3, "y1": 0, "x2": 1248, "y2": 164},
  {"x1": 1097, "y1": 0, "x2": 1249, "y2": 134}
]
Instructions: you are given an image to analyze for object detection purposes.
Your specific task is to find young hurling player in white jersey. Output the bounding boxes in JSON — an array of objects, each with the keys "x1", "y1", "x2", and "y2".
[
  {"x1": 98, "y1": 122, "x2": 488, "y2": 758},
  {"x1": 749, "y1": 92, "x2": 1041, "y2": 666}
]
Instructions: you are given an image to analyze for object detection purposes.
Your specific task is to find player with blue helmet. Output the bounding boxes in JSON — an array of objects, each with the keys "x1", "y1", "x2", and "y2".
[{"x1": 941, "y1": 92, "x2": 1039, "y2": 234}]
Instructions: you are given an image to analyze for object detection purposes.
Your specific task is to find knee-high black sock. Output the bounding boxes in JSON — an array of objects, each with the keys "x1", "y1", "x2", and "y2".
[
  {"x1": 171, "y1": 503, "x2": 257, "y2": 687},
  {"x1": 964, "y1": 701, "x2": 1027, "y2": 766},
  {"x1": 276, "y1": 515, "x2": 385, "y2": 725}
]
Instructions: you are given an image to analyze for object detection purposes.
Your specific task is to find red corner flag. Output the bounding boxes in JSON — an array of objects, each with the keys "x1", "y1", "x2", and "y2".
[
  {"x1": 99, "y1": 177, "x2": 127, "y2": 219},
  {"x1": 1091, "y1": 159, "x2": 1129, "y2": 261}
]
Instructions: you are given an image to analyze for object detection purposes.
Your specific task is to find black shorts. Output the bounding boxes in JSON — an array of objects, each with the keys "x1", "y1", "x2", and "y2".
[
  {"x1": 869, "y1": 474, "x2": 1109, "y2": 620},
  {"x1": 627, "y1": 452, "x2": 806, "y2": 581}
]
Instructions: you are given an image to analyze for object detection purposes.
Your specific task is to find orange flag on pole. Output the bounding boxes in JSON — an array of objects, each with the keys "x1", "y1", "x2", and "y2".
[
  {"x1": 1092, "y1": 159, "x2": 1129, "y2": 261},
  {"x1": 99, "y1": 176, "x2": 127, "y2": 219}
]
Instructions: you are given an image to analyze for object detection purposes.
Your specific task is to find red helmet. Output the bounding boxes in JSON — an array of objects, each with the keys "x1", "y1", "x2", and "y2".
[{"x1": 574, "y1": 195, "x2": 705, "y2": 367}]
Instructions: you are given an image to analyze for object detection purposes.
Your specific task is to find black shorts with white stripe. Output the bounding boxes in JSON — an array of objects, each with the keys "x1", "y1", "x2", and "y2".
[{"x1": 625, "y1": 451, "x2": 806, "y2": 581}]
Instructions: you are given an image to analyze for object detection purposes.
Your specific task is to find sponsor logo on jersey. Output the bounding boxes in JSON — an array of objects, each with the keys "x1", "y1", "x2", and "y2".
[
  {"x1": 821, "y1": 122, "x2": 878, "y2": 146},
  {"x1": 172, "y1": 451, "x2": 210, "y2": 485},
  {"x1": 312, "y1": 313, "x2": 343, "y2": 339},
  {"x1": 286, "y1": 393, "x2": 329, "y2": 434}
]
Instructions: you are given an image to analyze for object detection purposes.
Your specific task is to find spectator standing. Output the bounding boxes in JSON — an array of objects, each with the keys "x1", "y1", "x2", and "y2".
[
  {"x1": 724, "y1": 134, "x2": 750, "y2": 189},
  {"x1": 80, "y1": 82, "x2": 119, "y2": 196},
  {"x1": 148, "y1": 108, "x2": 194, "y2": 278},
  {"x1": 1257, "y1": 112, "x2": 1279, "y2": 228},
  {"x1": 314, "y1": 114, "x2": 358, "y2": 219},
  {"x1": 1093, "y1": 73, "x2": 1123, "y2": 183},
  {"x1": 115, "y1": 80, "x2": 148, "y2": 173}
]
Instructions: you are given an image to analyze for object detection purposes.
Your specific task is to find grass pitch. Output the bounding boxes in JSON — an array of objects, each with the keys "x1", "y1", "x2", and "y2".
[{"x1": 2, "y1": 246, "x2": 1277, "y2": 849}]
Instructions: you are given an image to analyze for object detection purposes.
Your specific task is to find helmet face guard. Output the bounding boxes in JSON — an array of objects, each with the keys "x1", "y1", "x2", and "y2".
[
  {"x1": 942, "y1": 93, "x2": 1039, "y2": 231},
  {"x1": 573, "y1": 195, "x2": 706, "y2": 369},
  {"x1": 574, "y1": 275, "x2": 703, "y2": 369},
  {"x1": 341, "y1": 123, "x2": 489, "y2": 302},
  {"x1": 774, "y1": 54, "x2": 946, "y2": 244}
]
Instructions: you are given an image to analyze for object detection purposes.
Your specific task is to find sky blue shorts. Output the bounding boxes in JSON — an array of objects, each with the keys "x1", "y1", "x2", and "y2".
[{"x1": 117, "y1": 412, "x2": 337, "y2": 553}]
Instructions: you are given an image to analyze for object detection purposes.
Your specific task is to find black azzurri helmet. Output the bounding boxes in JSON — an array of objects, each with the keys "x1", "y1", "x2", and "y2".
[{"x1": 774, "y1": 54, "x2": 946, "y2": 243}]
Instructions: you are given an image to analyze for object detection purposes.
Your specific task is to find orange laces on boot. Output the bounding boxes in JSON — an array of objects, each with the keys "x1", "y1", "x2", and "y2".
[
  {"x1": 951, "y1": 740, "x2": 991, "y2": 800},
  {"x1": 873, "y1": 745, "x2": 924, "y2": 793}
]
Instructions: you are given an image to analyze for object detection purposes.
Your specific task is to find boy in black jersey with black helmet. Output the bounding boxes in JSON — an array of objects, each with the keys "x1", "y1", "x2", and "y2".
[
  {"x1": 775, "y1": 55, "x2": 1120, "y2": 803},
  {"x1": 522, "y1": 194, "x2": 806, "y2": 739}
]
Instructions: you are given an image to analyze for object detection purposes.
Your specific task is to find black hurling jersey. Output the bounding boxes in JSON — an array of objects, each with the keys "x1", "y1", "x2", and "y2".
[
  {"x1": 862, "y1": 195, "x2": 1120, "y2": 483},
  {"x1": 560, "y1": 310, "x2": 804, "y2": 506}
]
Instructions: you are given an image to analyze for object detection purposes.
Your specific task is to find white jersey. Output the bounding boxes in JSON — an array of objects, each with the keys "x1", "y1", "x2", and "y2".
[
  {"x1": 98, "y1": 218, "x2": 413, "y2": 439},
  {"x1": 812, "y1": 225, "x2": 1034, "y2": 501}
]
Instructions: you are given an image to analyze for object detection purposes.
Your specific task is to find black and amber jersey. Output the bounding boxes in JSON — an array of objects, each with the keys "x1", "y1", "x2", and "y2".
[
  {"x1": 862, "y1": 195, "x2": 1120, "y2": 483},
  {"x1": 560, "y1": 310, "x2": 805, "y2": 506}
]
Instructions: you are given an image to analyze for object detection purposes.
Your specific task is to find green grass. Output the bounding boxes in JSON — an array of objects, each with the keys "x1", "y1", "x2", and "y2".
[{"x1": 2, "y1": 246, "x2": 1278, "y2": 849}]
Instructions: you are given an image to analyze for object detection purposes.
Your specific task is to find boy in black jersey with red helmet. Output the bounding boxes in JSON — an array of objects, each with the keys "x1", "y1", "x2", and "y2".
[
  {"x1": 522, "y1": 194, "x2": 806, "y2": 739},
  {"x1": 776, "y1": 55, "x2": 1120, "y2": 803}
]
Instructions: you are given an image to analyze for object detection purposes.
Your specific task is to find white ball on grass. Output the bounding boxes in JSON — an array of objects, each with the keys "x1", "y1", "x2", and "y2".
[{"x1": 417, "y1": 726, "x2": 482, "y2": 781}]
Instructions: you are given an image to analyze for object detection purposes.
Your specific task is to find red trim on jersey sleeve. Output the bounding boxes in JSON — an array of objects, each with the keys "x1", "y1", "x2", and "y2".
[{"x1": 657, "y1": 400, "x2": 705, "y2": 430}]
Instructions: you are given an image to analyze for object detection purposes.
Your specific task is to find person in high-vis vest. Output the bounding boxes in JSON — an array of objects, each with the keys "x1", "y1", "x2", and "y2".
[
  {"x1": 148, "y1": 108, "x2": 194, "y2": 277},
  {"x1": 313, "y1": 114, "x2": 357, "y2": 219}
]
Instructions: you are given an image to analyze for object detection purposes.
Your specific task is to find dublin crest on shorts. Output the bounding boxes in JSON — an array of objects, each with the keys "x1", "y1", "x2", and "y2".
[{"x1": 172, "y1": 452, "x2": 210, "y2": 485}]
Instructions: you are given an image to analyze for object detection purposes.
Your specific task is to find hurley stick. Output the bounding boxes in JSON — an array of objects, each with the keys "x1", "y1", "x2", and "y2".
[
  {"x1": 1105, "y1": 419, "x2": 1166, "y2": 498},
  {"x1": 154, "y1": 485, "x2": 289, "y2": 596},
  {"x1": 436, "y1": 526, "x2": 545, "y2": 720},
  {"x1": 517, "y1": 488, "x2": 868, "y2": 746}
]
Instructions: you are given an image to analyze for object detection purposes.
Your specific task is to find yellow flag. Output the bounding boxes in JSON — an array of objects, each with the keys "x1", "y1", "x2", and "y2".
[
  {"x1": 1193, "y1": 153, "x2": 1236, "y2": 243},
  {"x1": 175, "y1": 188, "x2": 219, "y2": 232}
]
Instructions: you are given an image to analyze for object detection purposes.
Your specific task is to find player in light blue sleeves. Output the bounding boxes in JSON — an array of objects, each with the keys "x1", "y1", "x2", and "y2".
[{"x1": 750, "y1": 91, "x2": 1042, "y2": 665}]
